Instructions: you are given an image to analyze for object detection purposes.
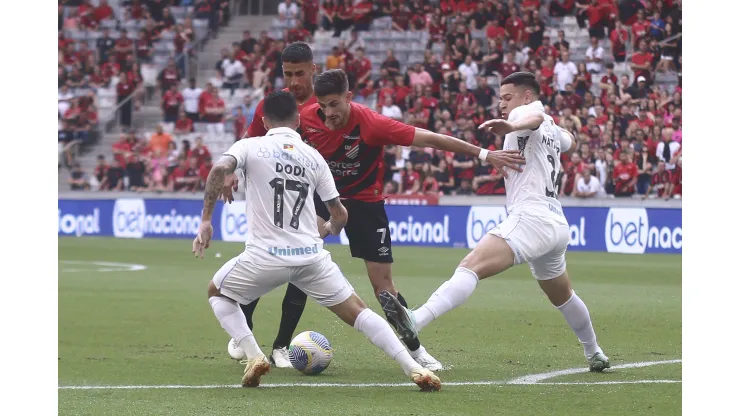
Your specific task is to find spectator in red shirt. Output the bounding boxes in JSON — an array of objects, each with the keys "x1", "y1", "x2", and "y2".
[
  {"x1": 420, "y1": 163, "x2": 440, "y2": 195},
  {"x1": 231, "y1": 107, "x2": 248, "y2": 141},
  {"x1": 99, "y1": 159, "x2": 125, "y2": 191},
  {"x1": 499, "y1": 51, "x2": 520, "y2": 80},
  {"x1": 505, "y1": 11, "x2": 525, "y2": 44},
  {"x1": 287, "y1": 20, "x2": 312, "y2": 43},
  {"x1": 353, "y1": 47, "x2": 373, "y2": 91},
  {"x1": 399, "y1": 161, "x2": 421, "y2": 194},
  {"x1": 198, "y1": 155, "x2": 213, "y2": 190},
  {"x1": 485, "y1": 19, "x2": 506, "y2": 42},
  {"x1": 116, "y1": 72, "x2": 136, "y2": 128},
  {"x1": 631, "y1": 39, "x2": 654, "y2": 84},
  {"x1": 333, "y1": 0, "x2": 355, "y2": 37},
  {"x1": 114, "y1": 29, "x2": 133, "y2": 63},
  {"x1": 670, "y1": 157, "x2": 682, "y2": 198},
  {"x1": 174, "y1": 110, "x2": 194, "y2": 135},
  {"x1": 188, "y1": 136, "x2": 212, "y2": 169},
  {"x1": 158, "y1": 58, "x2": 182, "y2": 91},
  {"x1": 352, "y1": 0, "x2": 373, "y2": 31},
  {"x1": 610, "y1": 21, "x2": 629, "y2": 63},
  {"x1": 562, "y1": 152, "x2": 586, "y2": 196},
  {"x1": 300, "y1": 0, "x2": 320, "y2": 34},
  {"x1": 161, "y1": 84, "x2": 183, "y2": 124},
  {"x1": 613, "y1": 150, "x2": 639, "y2": 197},
  {"x1": 643, "y1": 161, "x2": 672, "y2": 199},
  {"x1": 631, "y1": 9, "x2": 650, "y2": 45},
  {"x1": 168, "y1": 158, "x2": 199, "y2": 192}
]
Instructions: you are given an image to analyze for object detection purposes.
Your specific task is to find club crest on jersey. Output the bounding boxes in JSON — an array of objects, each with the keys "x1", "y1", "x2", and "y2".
[
  {"x1": 517, "y1": 136, "x2": 529, "y2": 155},
  {"x1": 345, "y1": 145, "x2": 360, "y2": 159},
  {"x1": 283, "y1": 144, "x2": 294, "y2": 151}
]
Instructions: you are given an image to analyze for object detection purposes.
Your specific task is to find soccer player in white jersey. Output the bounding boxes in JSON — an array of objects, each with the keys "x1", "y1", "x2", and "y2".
[
  {"x1": 380, "y1": 72, "x2": 610, "y2": 372},
  {"x1": 192, "y1": 91, "x2": 442, "y2": 390}
]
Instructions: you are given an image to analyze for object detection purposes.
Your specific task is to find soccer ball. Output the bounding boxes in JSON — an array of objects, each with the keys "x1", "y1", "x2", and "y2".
[
  {"x1": 288, "y1": 331, "x2": 334, "y2": 375},
  {"x1": 227, "y1": 338, "x2": 246, "y2": 360}
]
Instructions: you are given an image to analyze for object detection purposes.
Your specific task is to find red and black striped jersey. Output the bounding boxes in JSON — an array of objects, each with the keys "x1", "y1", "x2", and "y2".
[{"x1": 299, "y1": 102, "x2": 415, "y2": 202}]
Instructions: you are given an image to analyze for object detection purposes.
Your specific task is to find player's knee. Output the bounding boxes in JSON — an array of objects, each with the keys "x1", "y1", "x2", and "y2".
[{"x1": 207, "y1": 281, "x2": 220, "y2": 298}]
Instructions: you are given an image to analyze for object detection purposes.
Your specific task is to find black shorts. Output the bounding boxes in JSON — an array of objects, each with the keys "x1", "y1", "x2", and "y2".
[{"x1": 315, "y1": 194, "x2": 393, "y2": 263}]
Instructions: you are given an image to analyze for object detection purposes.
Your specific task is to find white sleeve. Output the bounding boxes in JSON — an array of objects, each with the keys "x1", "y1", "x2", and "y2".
[
  {"x1": 558, "y1": 127, "x2": 573, "y2": 152},
  {"x1": 315, "y1": 159, "x2": 340, "y2": 202},
  {"x1": 223, "y1": 139, "x2": 252, "y2": 171}
]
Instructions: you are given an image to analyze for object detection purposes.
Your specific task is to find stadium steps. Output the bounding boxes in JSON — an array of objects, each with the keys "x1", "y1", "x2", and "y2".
[
  {"x1": 59, "y1": 15, "x2": 273, "y2": 190},
  {"x1": 198, "y1": 15, "x2": 275, "y2": 83}
]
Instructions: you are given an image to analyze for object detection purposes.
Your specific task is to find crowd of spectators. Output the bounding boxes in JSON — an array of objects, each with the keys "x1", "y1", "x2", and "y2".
[
  {"x1": 68, "y1": 0, "x2": 683, "y2": 200},
  {"x1": 296, "y1": 0, "x2": 683, "y2": 199},
  {"x1": 62, "y1": 0, "x2": 230, "y2": 190}
]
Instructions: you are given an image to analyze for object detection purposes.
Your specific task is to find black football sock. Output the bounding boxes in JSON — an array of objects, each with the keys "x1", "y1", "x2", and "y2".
[
  {"x1": 273, "y1": 283, "x2": 308, "y2": 350},
  {"x1": 240, "y1": 299, "x2": 259, "y2": 330},
  {"x1": 395, "y1": 293, "x2": 421, "y2": 352}
]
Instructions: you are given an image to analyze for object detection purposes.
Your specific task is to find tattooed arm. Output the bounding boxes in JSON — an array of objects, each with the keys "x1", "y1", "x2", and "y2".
[
  {"x1": 193, "y1": 155, "x2": 238, "y2": 258},
  {"x1": 320, "y1": 197, "x2": 348, "y2": 238},
  {"x1": 202, "y1": 155, "x2": 238, "y2": 222}
]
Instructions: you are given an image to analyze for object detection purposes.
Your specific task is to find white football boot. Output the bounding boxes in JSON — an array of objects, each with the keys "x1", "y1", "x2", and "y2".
[
  {"x1": 270, "y1": 347, "x2": 293, "y2": 368},
  {"x1": 410, "y1": 345, "x2": 444, "y2": 371}
]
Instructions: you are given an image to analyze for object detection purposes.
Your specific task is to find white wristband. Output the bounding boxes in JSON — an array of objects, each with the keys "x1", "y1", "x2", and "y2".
[{"x1": 478, "y1": 148, "x2": 489, "y2": 162}]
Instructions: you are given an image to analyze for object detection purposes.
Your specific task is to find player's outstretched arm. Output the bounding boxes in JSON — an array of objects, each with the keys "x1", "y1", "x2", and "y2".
[
  {"x1": 478, "y1": 112, "x2": 545, "y2": 136},
  {"x1": 411, "y1": 128, "x2": 526, "y2": 178},
  {"x1": 320, "y1": 197, "x2": 348, "y2": 238}
]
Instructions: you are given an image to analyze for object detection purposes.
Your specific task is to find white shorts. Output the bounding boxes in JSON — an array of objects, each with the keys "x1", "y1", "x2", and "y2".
[
  {"x1": 212, "y1": 250, "x2": 355, "y2": 307},
  {"x1": 488, "y1": 213, "x2": 570, "y2": 281}
]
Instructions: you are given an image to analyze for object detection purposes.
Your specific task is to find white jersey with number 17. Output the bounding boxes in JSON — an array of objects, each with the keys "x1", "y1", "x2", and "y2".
[
  {"x1": 223, "y1": 127, "x2": 339, "y2": 267},
  {"x1": 502, "y1": 101, "x2": 572, "y2": 221}
]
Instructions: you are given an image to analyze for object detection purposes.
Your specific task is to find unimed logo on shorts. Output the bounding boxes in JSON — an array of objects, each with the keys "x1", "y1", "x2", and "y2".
[
  {"x1": 220, "y1": 201, "x2": 248, "y2": 242},
  {"x1": 605, "y1": 208, "x2": 648, "y2": 254},
  {"x1": 113, "y1": 198, "x2": 146, "y2": 238},
  {"x1": 466, "y1": 206, "x2": 508, "y2": 249}
]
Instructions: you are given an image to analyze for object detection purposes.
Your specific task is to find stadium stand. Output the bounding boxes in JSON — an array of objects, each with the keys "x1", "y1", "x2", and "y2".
[{"x1": 60, "y1": 0, "x2": 682, "y2": 200}]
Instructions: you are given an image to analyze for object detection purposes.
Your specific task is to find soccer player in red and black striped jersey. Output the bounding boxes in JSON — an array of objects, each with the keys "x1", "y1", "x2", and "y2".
[{"x1": 298, "y1": 69, "x2": 525, "y2": 369}]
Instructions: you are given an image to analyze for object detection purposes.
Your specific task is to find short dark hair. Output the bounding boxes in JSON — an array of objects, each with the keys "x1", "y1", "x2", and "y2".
[
  {"x1": 263, "y1": 91, "x2": 298, "y2": 124},
  {"x1": 314, "y1": 69, "x2": 349, "y2": 97},
  {"x1": 501, "y1": 71, "x2": 540, "y2": 96},
  {"x1": 281, "y1": 42, "x2": 313, "y2": 64}
]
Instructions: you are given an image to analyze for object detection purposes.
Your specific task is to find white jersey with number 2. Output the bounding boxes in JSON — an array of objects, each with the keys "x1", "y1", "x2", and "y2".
[
  {"x1": 502, "y1": 101, "x2": 572, "y2": 222},
  {"x1": 223, "y1": 127, "x2": 339, "y2": 267}
]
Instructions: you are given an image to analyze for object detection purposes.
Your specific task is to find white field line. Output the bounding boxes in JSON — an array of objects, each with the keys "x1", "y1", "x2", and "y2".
[
  {"x1": 60, "y1": 261, "x2": 147, "y2": 273},
  {"x1": 507, "y1": 358, "x2": 682, "y2": 384},
  {"x1": 59, "y1": 359, "x2": 681, "y2": 390}
]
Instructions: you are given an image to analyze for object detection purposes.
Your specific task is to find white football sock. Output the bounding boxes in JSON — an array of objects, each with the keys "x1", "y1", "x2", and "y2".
[
  {"x1": 209, "y1": 296, "x2": 263, "y2": 359},
  {"x1": 415, "y1": 267, "x2": 479, "y2": 330},
  {"x1": 555, "y1": 291, "x2": 602, "y2": 359},
  {"x1": 353, "y1": 308, "x2": 419, "y2": 376}
]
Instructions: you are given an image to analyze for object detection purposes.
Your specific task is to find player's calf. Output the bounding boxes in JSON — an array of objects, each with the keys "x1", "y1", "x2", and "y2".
[
  {"x1": 539, "y1": 272, "x2": 607, "y2": 365},
  {"x1": 327, "y1": 294, "x2": 441, "y2": 390}
]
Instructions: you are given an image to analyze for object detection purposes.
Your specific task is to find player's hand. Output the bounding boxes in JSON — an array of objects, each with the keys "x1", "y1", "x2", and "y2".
[
  {"x1": 193, "y1": 221, "x2": 213, "y2": 259},
  {"x1": 478, "y1": 119, "x2": 516, "y2": 135},
  {"x1": 220, "y1": 173, "x2": 239, "y2": 204},
  {"x1": 485, "y1": 150, "x2": 526, "y2": 178},
  {"x1": 319, "y1": 221, "x2": 332, "y2": 239}
]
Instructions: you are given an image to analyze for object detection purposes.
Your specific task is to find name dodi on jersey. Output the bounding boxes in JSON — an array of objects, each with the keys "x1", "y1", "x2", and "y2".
[{"x1": 276, "y1": 162, "x2": 308, "y2": 178}]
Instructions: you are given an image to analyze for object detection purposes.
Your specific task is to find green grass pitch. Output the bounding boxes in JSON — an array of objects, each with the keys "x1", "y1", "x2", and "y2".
[{"x1": 59, "y1": 237, "x2": 681, "y2": 415}]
